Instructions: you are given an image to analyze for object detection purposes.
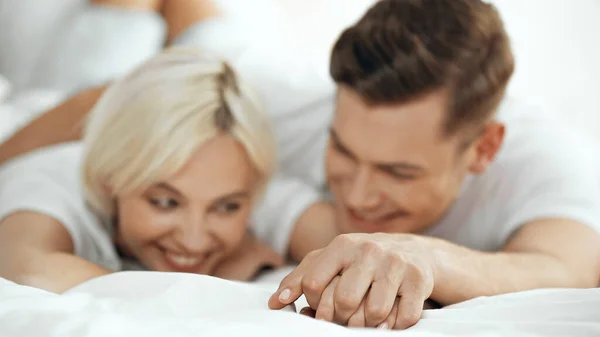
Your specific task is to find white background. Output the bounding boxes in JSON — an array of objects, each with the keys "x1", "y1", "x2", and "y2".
[
  {"x1": 0, "y1": 0, "x2": 598, "y2": 145},
  {"x1": 277, "y1": 0, "x2": 600, "y2": 146}
]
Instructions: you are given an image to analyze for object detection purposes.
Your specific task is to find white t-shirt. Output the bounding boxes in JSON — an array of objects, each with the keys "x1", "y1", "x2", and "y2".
[
  {"x1": 0, "y1": 142, "x2": 123, "y2": 271},
  {"x1": 424, "y1": 98, "x2": 600, "y2": 251}
]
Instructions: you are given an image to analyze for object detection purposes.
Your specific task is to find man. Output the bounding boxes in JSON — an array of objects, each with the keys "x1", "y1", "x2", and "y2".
[
  {"x1": 1, "y1": 0, "x2": 599, "y2": 331},
  {"x1": 266, "y1": 0, "x2": 600, "y2": 330}
]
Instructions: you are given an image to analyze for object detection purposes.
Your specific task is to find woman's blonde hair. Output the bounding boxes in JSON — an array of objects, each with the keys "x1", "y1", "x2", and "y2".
[{"x1": 82, "y1": 47, "x2": 276, "y2": 216}]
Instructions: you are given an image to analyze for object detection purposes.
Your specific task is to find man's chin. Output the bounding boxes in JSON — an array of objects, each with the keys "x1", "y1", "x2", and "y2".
[
  {"x1": 336, "y1": 209, "x2": 378, "y2": 234},
  {"x1": 337, "y1": 208, "x2": 418, "y2": 234}
]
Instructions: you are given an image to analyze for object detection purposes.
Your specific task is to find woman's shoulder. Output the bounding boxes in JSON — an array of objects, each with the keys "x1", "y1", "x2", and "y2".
[{"x1": 0, "y1": 141, "x2": 121, "y2": 270}]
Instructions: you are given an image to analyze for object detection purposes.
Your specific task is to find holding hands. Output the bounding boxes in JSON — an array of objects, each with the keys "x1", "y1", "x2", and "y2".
[{"x1": 269, "y1": 233, "x2": 441, "y2": 330}]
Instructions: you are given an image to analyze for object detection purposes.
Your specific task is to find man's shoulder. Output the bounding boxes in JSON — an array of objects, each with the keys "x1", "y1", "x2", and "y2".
[
  {"x1": 494, "y1": 97, "x2": 597, "y2": 175},
  {"x1": 465, "y1": 97, "x2": 599, "y2": 231}
]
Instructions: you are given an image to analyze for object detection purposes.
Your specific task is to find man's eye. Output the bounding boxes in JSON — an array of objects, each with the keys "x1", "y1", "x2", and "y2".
[
  {"x1": 379, "y1": 168, "x2": 416, "y2": 180},
  {"x1": 333, "y1": 141, "x2": 352, "y2": 158},
  {"x1": 215, "y1": 202, "x2": 241, "y2": 214},
  {"x1": 149, "y1": 197, "x2": 179, "y2": 210}
]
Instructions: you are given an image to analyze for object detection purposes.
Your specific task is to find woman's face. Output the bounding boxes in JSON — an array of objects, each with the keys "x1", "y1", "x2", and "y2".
[{"x1": 115, "y1": 133, "x2": 258, "y2": 274}]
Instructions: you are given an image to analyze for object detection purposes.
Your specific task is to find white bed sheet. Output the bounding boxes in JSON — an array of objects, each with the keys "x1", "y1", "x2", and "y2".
[{"x1": 1, "y1": 271, "x2": 599, "y2": 337}]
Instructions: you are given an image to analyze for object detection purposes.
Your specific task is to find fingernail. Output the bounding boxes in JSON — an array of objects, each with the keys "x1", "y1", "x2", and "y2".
[
  {"x1": 378, "y1": 322, "x2": 389, "y2": 330},
  {"x1": 279, "y1": 288, "x2": 291, "y2": 302}
]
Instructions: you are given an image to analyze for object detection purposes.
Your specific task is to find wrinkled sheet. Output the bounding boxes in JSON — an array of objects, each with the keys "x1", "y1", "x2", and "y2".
[{"x1": 1, "y1": 271, "x2": 599, "y2": 337}]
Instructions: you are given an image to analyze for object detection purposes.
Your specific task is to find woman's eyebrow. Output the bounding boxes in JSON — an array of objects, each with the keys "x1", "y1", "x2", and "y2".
[
  {"x1": 153, "y1": 182, "x2": 183, "y2": 196},
  {"x1": 212, "y1": 191, "x2": 250, "y2": 203}
]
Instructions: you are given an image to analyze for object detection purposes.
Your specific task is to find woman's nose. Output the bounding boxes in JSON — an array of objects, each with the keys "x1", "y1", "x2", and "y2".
[{"x1": 177, "y1": 213, "x2": 211, "y2": 254}]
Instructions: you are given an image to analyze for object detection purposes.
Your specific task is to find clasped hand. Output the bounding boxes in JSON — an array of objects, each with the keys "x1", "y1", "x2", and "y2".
[{"x1": 269, "y1": 233, "x2": 438, "y2": 329}]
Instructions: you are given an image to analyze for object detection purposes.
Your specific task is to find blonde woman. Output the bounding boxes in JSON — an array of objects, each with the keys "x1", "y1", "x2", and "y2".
[{"x1": 0, "y1": 47, "x2": 280, "y2": 293}]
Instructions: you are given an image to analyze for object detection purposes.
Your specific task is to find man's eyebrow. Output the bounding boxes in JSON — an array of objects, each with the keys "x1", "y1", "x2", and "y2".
[
  {"x1": 376, "y1": 162, "x2": 425, "y2": 172},
  {"x1": 330, "y1": 128, "x2": 357, "y2": 159},
  {"x1": 330, "y1": 127, "x2": 425, "y2": 173}
]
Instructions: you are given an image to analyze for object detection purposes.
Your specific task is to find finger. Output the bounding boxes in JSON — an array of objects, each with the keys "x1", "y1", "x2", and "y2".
[
  {"x1": 300, "y1": 249, "x2": 345, "y2": 311},
  {"x1": 346, "y1": 297, "x2": 366, "y2": 328},
  {"x1": 394, "y1": 271, "x2": 429, "y2": 329},
  {"x1": 315, "y1": 276, "x2": 339, "y2": 322},
  {"x1": 364, "y1": 257, "x2": 405, "y2": 327},
  {"x1": 299, "y1": 307, "x2": 316, "y2": 318},
  {"x1": 333, "y1": 265, "x2": 375, "y2": 324},
  {"x1": 394, "y1": 294, "x2": 423, "y2": 330},
  {"x1": 377, "y1": 297, "x2": 400, "y2": 330}
]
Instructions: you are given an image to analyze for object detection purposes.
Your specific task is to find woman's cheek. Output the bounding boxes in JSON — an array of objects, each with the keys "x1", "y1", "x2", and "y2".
[
  {"x1": 214, "y1": 211, "x2": 250, "y2": 252},
  {"x1": 119, "y1": 200, "x2": 174, "y2": 242}
]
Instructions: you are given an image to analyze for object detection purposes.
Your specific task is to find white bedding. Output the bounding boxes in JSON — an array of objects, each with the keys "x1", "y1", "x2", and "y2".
[{"x1": 1, "y1": 271, "x2": 599, "y2": 337}]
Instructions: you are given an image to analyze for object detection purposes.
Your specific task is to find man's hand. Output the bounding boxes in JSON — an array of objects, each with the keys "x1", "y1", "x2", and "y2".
[
  {"x1": 269, "y1": 233, "x2": 438, "y2": 329},
  {"x1": 269, "y1": 219, "x2": 600, "y2": 329}
]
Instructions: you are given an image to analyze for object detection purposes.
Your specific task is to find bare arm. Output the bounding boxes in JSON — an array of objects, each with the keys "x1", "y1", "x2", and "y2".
[
  {"x1": 0, "y1": 85, "x2": 106, "y2": 165},
  {"x1": 431, "y1": 218, "x2": 600, "y2": 305},
  {"x1": 288, "y1": 201, "x2": 339, "y2": 262},
  {"x1": 91, "y1": 0, "x2": 163, "y2": 11},
  {"x1": 161, "y1": 0, "x2": 220, "y2": 45},
  {"x1": 0, "y1": 211, "x2": 111, "y2": 293}
]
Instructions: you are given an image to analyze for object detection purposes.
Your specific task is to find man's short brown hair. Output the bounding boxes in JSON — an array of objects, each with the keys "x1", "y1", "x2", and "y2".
[{"x1": 330, "y1": 0, "x2": 515, "y2": 137}]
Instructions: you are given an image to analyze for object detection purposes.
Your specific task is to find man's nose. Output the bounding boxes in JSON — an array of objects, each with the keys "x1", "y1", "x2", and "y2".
[{"x1": 346, "y1": 165, "x2": 380, "y2": 210}]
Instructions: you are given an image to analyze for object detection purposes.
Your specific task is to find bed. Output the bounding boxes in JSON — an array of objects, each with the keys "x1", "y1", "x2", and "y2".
[
  {"x1": 0, "y1": 0, "x2": 599, "y2": 336},
  {"x1": 1, "y1": 270, "x2": 599, "y2": 337}
]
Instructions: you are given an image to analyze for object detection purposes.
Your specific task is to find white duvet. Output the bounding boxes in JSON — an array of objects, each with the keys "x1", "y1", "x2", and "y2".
[{"x1": 1, "y1": 271, "x2": 599, "y2": 337}]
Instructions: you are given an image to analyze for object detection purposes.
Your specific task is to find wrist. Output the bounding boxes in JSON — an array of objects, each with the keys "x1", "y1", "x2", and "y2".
[{"x1": 418, "y1": 235, "x2": 462, "y2": 303}]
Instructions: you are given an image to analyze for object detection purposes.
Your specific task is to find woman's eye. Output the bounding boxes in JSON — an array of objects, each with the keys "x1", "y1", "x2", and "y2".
[
  {"x1": 215, "y1": 202, "x2": 241, "y2": 214},
  {"x1": 149, "y1": 197, "x2": 179, "y2": 210}
]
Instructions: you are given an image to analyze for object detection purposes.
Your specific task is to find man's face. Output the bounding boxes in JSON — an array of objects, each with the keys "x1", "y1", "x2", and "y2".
[{"x1": 326, "y1": 87, "x2": 483, "y2": 235}]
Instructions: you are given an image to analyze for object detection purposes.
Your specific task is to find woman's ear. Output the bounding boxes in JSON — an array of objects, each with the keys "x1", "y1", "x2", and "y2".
[{"x1": 468, "y1": 122, "x2": 505, "y2": 174}]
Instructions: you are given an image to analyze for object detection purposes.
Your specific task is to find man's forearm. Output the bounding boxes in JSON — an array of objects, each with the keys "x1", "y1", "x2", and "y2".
[
  {"x1": 0, "y1": 86, "x2": 106, "y2": 165},
  {"x1": 429, "y1": 237, "x2": 582, "y2": 305},
  {"x1": 288, "y1": 202, "x2": 339, "y2": 262}
]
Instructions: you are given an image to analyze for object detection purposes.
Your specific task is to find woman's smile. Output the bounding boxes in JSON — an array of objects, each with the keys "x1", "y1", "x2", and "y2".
[{"x1": 157, "y1": 244, "x2": 209, "y2": 272}]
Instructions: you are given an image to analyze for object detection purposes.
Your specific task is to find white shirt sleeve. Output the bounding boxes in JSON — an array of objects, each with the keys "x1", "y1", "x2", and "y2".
[
  {"x1": 0, "y1": 143, "x2": 121, "y2": 271},
  {"x1": 250, "y1": 173, "x2": 322, "y2": 255}
]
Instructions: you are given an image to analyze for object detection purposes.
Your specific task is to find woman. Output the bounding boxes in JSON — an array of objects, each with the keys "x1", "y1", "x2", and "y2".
[{"x1": 0, "y1": 47, "x2": 280, "y2": 293}]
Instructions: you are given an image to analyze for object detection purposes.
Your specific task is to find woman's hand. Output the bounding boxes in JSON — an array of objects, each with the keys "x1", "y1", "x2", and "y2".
[
  {"x1": 299, "y1": 294, "x2": 440, "y2": 329},
  {"x1": 212, "y1": 231, "x2": 284, "y2": 281}
]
